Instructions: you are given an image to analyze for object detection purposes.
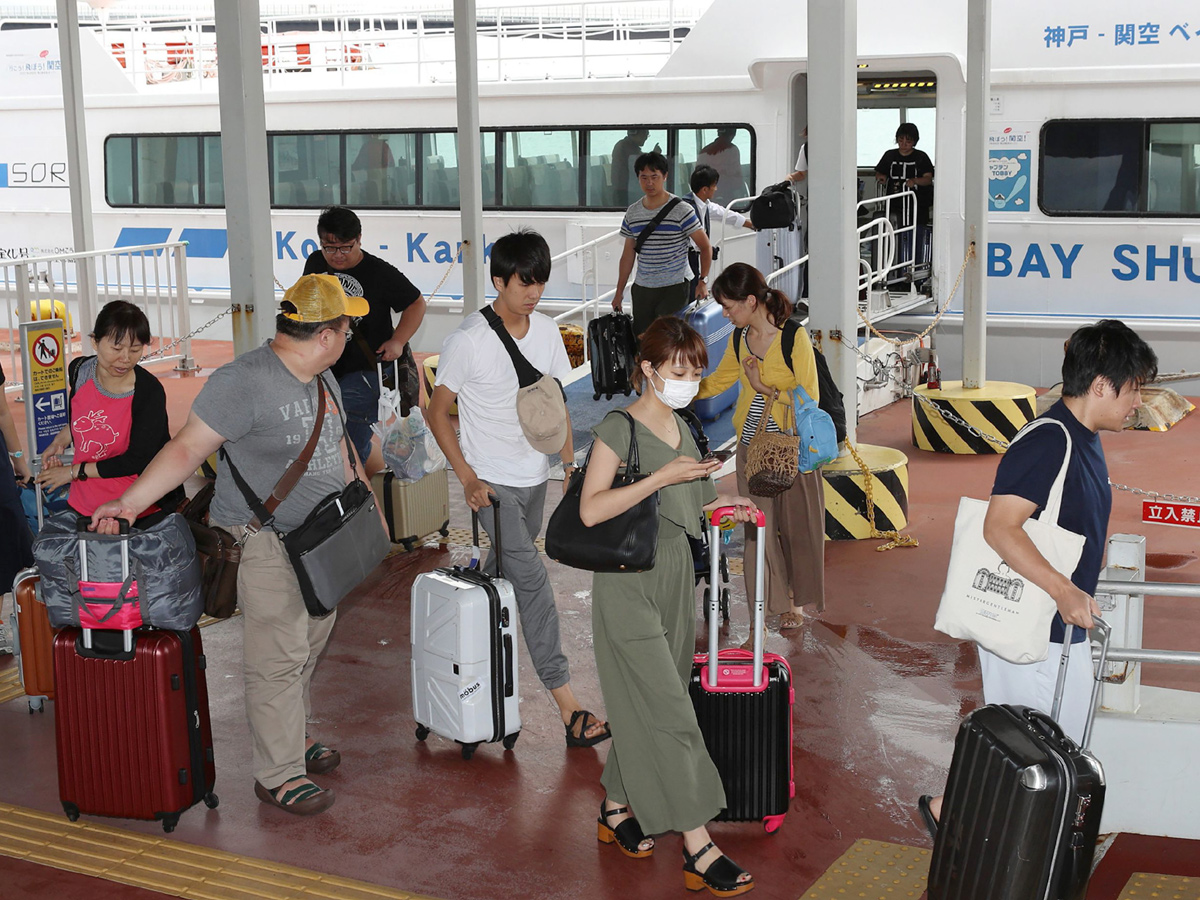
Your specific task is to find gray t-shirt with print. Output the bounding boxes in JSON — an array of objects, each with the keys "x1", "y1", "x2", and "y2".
[{"x1": 191, "y1": 343, "x2": 348, "y2": 533}]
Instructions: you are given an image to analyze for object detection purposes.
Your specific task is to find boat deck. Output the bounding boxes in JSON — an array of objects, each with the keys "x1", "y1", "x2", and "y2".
[{"x1": 3, "y1": 339, "x2": 1200, "y2": 899}]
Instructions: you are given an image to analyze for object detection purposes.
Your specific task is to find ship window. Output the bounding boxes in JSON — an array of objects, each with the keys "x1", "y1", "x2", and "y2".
[
  {"x1": 1147, "y1": 122, "x2": 1200, "y2": 215},
  {"x1": 419, "y1": 133, "x2": 495, "y2": 208},
  {"x1": 105, "y1": 136, "x2": 134, "y2": 206},
  {"x1": 137, "y1": 136, "x2": 200, "y2": 206},
  {"x1": 503, "y1": 130, "x2": 580, "y2": 208},
  {"x1": 677, "y1": 127, "x2": 754, "y2": 207},
  {"x1": 270, "y1": 133, "x2": 342, "y2": 208},
  {"x1": 1040, "y1": 120, "x2": 1144, "y2": 215},
  {"x1": 347, "y1": 133, "x2": 417, "y2": 207},
  {"x1": 589, "y1": 128, "x2": 668, "y2": 208},
  {"x1": 202, "y1": 136, "x2": 224, "y2": 207}
]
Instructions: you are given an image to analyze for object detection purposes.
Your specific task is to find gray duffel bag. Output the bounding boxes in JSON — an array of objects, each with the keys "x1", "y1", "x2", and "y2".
[{"x1": 32, "y1": 511, "x2": 203, "y2": 631}]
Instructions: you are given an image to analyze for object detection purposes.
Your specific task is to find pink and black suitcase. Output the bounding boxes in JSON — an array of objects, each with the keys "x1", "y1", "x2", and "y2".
[
  {"x1": 52, "y1": 525, "x2": 217, "y2": 832},
  {"x1": 690, "y1": 507, "x2": 795, "y2": 833}
]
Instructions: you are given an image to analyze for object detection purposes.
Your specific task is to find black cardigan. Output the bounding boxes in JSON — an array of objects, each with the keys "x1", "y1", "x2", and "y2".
[{"x1": 69, "y1": 357, "x2": 185, "y2": 513}]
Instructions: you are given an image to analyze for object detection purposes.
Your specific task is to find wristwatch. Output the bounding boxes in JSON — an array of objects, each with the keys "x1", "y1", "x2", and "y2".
[
  {"x1": 76, "y1": 463, "x2": 89, "y2": 482},
  {"x1": 698, "y1": 275, "x2": 709, "y2": 283}
]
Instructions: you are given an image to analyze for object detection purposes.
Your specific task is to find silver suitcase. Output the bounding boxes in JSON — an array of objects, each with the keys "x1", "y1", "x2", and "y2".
[{"x1": 411, "y1": 500, "x2": 521, "y2": 759}]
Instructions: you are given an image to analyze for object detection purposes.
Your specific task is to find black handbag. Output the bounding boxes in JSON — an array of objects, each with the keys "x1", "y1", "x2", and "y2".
[{"x1": 545, "y1": 410, "x2": 659, "y2": 573}]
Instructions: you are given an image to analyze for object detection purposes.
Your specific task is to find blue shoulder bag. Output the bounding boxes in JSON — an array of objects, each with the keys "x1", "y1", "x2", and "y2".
[{"x1": 794, "y1": 383, "x2": 838, "y2": 473}]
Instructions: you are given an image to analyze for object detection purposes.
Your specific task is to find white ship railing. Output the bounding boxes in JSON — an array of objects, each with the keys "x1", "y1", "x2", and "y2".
[
  {"x1": 30, "y1": 1, "x2": 701, "y2": 89},
  {"x1": 2, "y1": 242, "x2": 194, "y2": 393}
]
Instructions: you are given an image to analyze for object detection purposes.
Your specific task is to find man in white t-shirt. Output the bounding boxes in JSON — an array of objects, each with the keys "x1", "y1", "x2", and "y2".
[
  {"x1": 427, "y1": 229, "x2": 611, "y2": 749},
  {"x1": 785, "y1": 127, "x2": 808, "y2": 184}
]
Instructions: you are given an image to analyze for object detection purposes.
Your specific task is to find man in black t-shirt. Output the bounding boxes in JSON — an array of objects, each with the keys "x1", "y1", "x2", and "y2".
[
  {"x1": 874, "y1": 123, "x2": 935, "y2": 281},
  {"x1": 302, "y1": 206, "x2": 426, "y2": 465}
]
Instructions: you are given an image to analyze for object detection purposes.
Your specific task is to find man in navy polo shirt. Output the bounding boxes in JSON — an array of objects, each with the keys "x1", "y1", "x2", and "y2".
[{"x1": 921, "y1": 319, "x2": 1157, "y2": 835}]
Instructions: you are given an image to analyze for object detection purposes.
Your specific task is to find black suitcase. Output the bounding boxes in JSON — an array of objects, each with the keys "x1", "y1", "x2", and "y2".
[
  {"x1": 749, "y1": 181, "x2": 797, "y2": 230},
  {"x1": 587, "y1": 313, "x2": 637, "y2": 401},
  {"x1": 689, "y1": 508, "x2": 794, "y2": 833},
  {"x1": 928, "y1": 619, "x2": 1111, "y2": 900}
]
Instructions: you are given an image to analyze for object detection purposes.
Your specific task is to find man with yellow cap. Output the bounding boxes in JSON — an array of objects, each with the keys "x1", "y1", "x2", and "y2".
[{"x1": 92, "y1": 274, "x2": 376, "y2": 817}]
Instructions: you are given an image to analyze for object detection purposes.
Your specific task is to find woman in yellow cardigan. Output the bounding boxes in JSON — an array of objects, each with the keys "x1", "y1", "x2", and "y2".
[{"x1": 697, "y1": 263, "x2": 826, "y2": 642}]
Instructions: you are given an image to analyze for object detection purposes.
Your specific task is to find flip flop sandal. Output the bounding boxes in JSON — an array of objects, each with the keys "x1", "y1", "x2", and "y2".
[
  {"x1": 254, "y1": 780, "x2": 336, "y2": 816},
  {"x1": 778, "y1": 612, "x2": 804, "y2": 631},
  {"x1": 305, "y1": 741, "x2": 341, "y2": 775},
  {"x1": 565, "y1": 709, "x2": 611, "y2": 748}
]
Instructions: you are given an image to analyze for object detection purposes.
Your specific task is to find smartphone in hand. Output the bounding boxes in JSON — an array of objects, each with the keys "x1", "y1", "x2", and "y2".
[{"x1": 701, "y1": 447, "x2": 734, "y2": 464}]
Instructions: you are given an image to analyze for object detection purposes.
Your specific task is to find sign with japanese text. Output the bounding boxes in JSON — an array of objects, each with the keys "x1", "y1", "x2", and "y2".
[
  {"x1": 20, "y1": 319, "x2": 69, "y2": 456},
  {"x1": 1142, "y1": 500, "x2": 1200, "y2": 529}
]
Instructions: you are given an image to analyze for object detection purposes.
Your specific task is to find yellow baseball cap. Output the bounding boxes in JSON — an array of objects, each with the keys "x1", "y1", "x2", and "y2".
[{"x1": 281, "y1": 274, "x2": 369, "y2": 322}]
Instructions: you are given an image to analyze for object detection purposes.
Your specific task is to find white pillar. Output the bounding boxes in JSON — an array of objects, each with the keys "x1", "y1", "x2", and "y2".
[
  {"x1": 962, "y1": 0, "x2": 991, "y2": 387},
  {"x1": 454, "y1": 0, "x2": 486, "y2": 314},
  {"x1": 215, "y1": 0, "x2": 276, "y2": 355},
  {"x1": 806, "y1": 0, "x2": 857, "y2": 444},
  {"x1": 55, "y1": 0, "x2": 97, "y2": 348}
]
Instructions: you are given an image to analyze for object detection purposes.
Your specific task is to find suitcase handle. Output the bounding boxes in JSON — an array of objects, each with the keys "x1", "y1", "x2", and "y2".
[
  {"x1": 76, "y1": 516, "x2": 130, "y2": 535},
  {"x1": 1052, "y1": 616, "x2": 1111, "y2": 750},
  {"x1": 708, "y1": 507, "x2": 767, "y2": 688},
  {"x1": 471, "y1": 494, "x2": 503, "y2": 579}
]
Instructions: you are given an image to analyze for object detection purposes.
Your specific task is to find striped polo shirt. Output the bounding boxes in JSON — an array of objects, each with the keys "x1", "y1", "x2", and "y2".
[{"x1": 620, "y1": 194, "x2": 702, "y2": 288}]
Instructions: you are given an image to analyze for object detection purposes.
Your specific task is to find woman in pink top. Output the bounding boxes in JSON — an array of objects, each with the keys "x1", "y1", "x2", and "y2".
[{"x1": 36, "y1": 301, "x2": 182, "y2": 525}]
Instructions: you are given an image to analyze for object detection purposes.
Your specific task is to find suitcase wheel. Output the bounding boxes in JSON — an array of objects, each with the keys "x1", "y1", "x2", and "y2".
[
  {"x1": 415, "y1": 724, "x2": 430, "y2": 742},
  {"x1": 461, "y1": 742, "x2": 479, "y2": 760},
  {"x1": 28, "y1": 698, "x2": 44, "y2": 714},
  {"x1": 401, "y1": 538, "x2": 415, "y2": 552},
  {"x1": 502, "y1": 733, "x2": 519, "y2": 751},
  {"x1": 203, "y1": 792, "x2": 220, "y2": 809},
  {"x1": 763, "y1": 814, "x2": 785, "y2": 834},
  {"x1": 162, "y1": 814, "x2": 179, "y2": 833},
  {"x1": 62, "y1": 802, "x2": 80, "y2": 823},
  {"x1": 720, "y1": 588, "x2": 731, "y2": 623},
  {"x1": 593, "y1": 392, "x2": 601, "y2": 401},
  {"x1": 623, "y1": 388, "x2": 632, "y2": 396}
]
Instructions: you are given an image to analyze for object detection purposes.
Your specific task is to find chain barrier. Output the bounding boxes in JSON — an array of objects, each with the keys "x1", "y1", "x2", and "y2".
[
  {"x1": 843, "y1": 439, "x2": 920, "y2": 552},
  {"x1": 141, "y1": 303, "x2": 236, "y2": 362}
]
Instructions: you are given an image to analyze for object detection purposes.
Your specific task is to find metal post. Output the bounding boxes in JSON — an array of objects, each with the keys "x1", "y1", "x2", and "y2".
[
  {"x1": 1095, "y1": 534, "x2": 1146, "y2": 714},
  {"x1": 215, "y1": 0, "x2": 276, "y2": 355},
  {"x1": 55, "y1": 0, "x2": 98, "y2": 352},
  {"x1": 173, "y1": 246, "x2": 196, "y2": 371},
  {"x1": 962, "y1": 0, "x2": 991, "y2": 388},
  {"x1": 454, "y1": 0, "x2": 487, "y2": 315},
  {"x1": 807, "y1": 0, "x2": 857, "y2": 444}
]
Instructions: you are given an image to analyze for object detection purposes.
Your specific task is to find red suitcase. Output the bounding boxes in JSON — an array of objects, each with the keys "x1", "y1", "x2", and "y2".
[
  {"x1": 690, "y1": 507, "x2": 795, "y2": 833},
  {"x1": 54, "y1": 626, "x2": 218, "y2": 831},
  {"x1": 11, "y1": 567, "x2": 55, "y2": 711}
]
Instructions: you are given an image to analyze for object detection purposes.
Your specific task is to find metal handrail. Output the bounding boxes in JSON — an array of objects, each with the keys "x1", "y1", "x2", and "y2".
[{"x1": 1096, "y1": 580, "x2": 1200, "y2": 599}]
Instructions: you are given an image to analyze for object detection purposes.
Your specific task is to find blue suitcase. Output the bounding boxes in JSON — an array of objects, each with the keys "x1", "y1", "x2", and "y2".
[{"x1": 684, "y1": 300, "x2": 738, "y2": 420}]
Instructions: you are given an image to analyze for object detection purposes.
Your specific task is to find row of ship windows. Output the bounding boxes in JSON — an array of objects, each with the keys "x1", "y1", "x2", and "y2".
[
  {"x1": 103, "y1": 119, "x2": 1200, "y2": 217},
  {"x1": 104, "y1": 125, "x2": 757, "y2": 212}
]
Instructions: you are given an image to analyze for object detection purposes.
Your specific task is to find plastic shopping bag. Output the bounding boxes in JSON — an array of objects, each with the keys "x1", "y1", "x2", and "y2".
[{"x1": 374, "y1": 407, "x2": 447, "y2": 485}]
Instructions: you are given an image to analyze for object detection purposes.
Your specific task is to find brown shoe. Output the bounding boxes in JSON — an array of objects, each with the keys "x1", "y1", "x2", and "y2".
[
  {"x1": 254, "y1": 778, "x2": 336, "y2": 816},
  {"x1": 778, "y1": 611, "x2": 804, "y2": 631},
  {"x1": 304, "y1": 741, "x2": 341, "y2": 775}
]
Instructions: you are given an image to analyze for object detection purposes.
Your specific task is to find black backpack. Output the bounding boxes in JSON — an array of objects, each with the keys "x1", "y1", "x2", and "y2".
[
  {"x1": 733, "y1": 314, "x2": 847, "y2": 444},
  {"x1": 749, "y1": 181, "x2": 797, "y2": 231}
]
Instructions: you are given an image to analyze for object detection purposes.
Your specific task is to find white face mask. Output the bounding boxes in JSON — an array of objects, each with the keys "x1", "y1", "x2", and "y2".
[{"x1": 652, "y1": 368, "x2": 701, "y2": 409}]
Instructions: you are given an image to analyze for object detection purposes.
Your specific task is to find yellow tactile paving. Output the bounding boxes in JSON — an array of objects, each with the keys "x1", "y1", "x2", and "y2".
[
  {"x1": 0, "y1": 666, "x2": 23, "y2": 705},
  {"x1": 1119, "y1": 873, "x2": 1200, "y2": 899},
  {"x1": 799, "y1": 838, "x2": 929, "y2": 899},
  {"x1": 0, "y1": 801, "x2": 445, "y2": 900}
]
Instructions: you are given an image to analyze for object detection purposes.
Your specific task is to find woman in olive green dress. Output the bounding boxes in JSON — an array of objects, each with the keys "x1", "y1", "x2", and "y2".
[{"x1": 580, "y1": 317, "x2": 758, "y2": 897}]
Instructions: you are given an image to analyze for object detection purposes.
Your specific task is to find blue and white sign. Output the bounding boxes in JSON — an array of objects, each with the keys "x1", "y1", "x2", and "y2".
[
  {"x1": 988, "y1": 149, "x2": 1030, "y2": 212},
  {"x1": 20, "y1": 319, "x2": 69, "y2": 456}
]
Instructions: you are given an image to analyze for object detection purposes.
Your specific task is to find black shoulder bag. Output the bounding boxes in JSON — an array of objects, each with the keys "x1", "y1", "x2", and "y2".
[
  {"x1": 633, "y1": 197, "x2": 683, "y2": 255},
  {"x1": 545, "y1": 410, "x2": 659, "y2": 573}
]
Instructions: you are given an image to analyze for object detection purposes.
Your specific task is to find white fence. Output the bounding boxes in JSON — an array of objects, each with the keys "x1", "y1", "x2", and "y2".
[{"x1": 2, "y1": 242, "x2": 194, "y2": 392}]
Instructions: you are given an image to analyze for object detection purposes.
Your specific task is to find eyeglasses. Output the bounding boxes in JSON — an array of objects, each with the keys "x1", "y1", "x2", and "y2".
[
  {"x1": 327, "y1": 328, "x2": 353, "y2": 343},
  {"x1": 320, "y1": 241, "x2": 358, "y2": 256}
]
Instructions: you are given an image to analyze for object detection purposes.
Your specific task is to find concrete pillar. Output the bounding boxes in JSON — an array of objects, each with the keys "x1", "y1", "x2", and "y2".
[
  {"x1": 962, "y1": 0, "x2": 991, "y2": 387},
  {"x1": 806, "y1": 0, "x2": 857, "y2": 444},
  {"x1": 215, "y1": 0, "x2": 276, "y2": 355},
  {"x1": 454, "y1": 0, "x2": 486, "y2": 314},
  {"x1": 55, "y1": 0, "x2": 97, "y2": 348}
]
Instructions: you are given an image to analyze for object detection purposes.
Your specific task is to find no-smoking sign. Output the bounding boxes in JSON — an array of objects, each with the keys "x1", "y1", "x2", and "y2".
[{"x1": 32, "y1": 332, "x2": 60, "y2": 367}]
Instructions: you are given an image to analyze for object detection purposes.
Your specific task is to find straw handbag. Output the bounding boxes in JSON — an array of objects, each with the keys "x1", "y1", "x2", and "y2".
[{"x1": 744, "y1": 389, "x2": 798, "y2": 498}]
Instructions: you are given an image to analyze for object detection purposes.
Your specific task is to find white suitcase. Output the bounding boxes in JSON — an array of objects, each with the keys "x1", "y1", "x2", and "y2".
[{"x1": 411, "y1": 500, "x2": 521, "y2": 759}]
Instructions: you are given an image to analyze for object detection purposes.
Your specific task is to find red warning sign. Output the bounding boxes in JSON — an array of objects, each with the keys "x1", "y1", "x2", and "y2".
[
  {"x1": 1142, "y1": 500, "x2": 1200, "y2": 529},
  {"x1": 31, "y1": 332, "x2": 60, "y2": 367}
]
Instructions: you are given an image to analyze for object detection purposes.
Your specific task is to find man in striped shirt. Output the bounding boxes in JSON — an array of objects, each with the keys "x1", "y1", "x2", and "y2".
[{"x1": 612, "y1": 151, "x2": 713, "y2": 338}]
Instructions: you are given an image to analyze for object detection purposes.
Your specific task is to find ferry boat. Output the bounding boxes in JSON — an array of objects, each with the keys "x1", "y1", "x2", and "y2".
[{"x1": 2, "y1": 2, "x2": 1199, "y2": 898}]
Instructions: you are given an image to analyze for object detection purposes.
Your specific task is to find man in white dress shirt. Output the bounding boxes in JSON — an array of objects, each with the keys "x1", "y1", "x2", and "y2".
[{"x1": 685, "y1": 165, "x2": 755, "y2": 303}]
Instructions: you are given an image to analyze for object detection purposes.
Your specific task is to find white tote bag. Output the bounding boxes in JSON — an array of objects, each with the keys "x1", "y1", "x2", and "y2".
[{"x1": 933, "y1": 418, "x2": 1086, "y2": 664}]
